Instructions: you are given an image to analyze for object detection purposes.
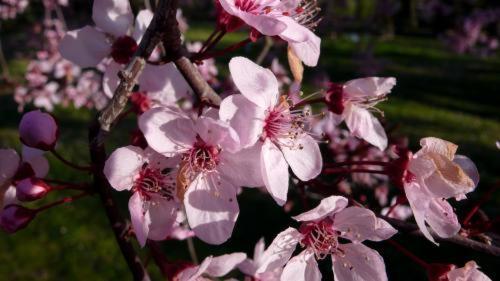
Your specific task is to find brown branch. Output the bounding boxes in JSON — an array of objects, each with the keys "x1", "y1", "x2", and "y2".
[
  {"x1": 88, "y1": 0, "x2": 178, "y2": 280},
  {"x1": 159, "y1": 0, "x2": 221, "y2": 106},
  {"x1": 383, "y1": 216, "x2": 500, "y2": 257}
]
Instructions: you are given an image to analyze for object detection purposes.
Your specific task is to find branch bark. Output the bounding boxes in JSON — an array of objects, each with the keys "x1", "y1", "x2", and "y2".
[
  {"x1": 88, "y1": 0, "x2": 177, "y2": 280},
  {"x1": 88, "y1": 0, "x2": 224, "y2": 279},
  {"x1": 384, "y1": 216, "x2": 500, "y2": 257}
]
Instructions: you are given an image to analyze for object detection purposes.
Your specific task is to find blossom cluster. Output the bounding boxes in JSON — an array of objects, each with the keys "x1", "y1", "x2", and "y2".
[{"x1": 0, "y1": 0, "x2": 496, "y2": 280}]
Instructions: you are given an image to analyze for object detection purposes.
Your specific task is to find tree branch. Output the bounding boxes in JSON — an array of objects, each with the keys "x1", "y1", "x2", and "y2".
[
  {"x1": 88, "y1": 0, "x2": 177, "y2": 280},
  {"x1": 384, "y1": 216, "x2": 500, "y2": 257}
]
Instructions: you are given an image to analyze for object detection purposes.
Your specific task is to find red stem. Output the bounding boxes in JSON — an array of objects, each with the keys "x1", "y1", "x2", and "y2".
[
  {"x1": 50, "y1": 149, "x2": 93, "y2": 171},
  {"x1": 199, "y1": 29, "x2": 223, "y2": 54},
  {"x1": 387, "y1": 240, "x2": 430, "y2": 269},
  {"x1": 50, "y1": 184, "x2": 89, "y2": 191},
  {"x1": 196, "y1": 37, "x2": 253, "y2": 61},
  {"x1": 463, "y1": 184, "x2": 499, "y2": 226},
  {"x1": 291, "y1": 97, "x2": 325, "y2": 109},
  {"x1": 323, "y1": 168, "x2": 387, "y2": 175},
  {"x1": 193, "y1": 30, "x2": 227, "y2": 60},
  {"x1": 35, "y1": 192, "x2": 90, "y2": 212}
]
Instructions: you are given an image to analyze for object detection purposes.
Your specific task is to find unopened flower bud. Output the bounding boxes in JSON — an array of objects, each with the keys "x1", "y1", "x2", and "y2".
[
  {"x1": 0, "y1": 204, "x2": 37, "y2": 233},
  {"x1": 16, "y1": 178, "x2": 50, "y2": 202},
  {"x1": 19, "y1": 110, "x2": 58, "y2": 151}
]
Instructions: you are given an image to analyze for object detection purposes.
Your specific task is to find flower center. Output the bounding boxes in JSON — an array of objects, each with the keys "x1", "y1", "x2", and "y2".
[
  {"x1": 263, "y1": 96, "x2": 310, "y2": 149},
  {"x1": 133, "y1": 165, "x2": 175, "y2": 201},
  {"x1": 299, "y1": 219, "x2": 339, "y2": 259},
  {"x1": 111, "y1": 36, "x2": 138, "y2": 64},
  {"x1": 184, "y1": 137, "x2": 220, "y2": 174}
]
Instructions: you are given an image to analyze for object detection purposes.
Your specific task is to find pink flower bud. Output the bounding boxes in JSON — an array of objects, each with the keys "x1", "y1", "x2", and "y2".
[
  {"x1": 0, "y1": 205, "x2": 37, "y2": 233},
  {"x1": 19, "y1": 110, "x2": 59, "y2": 151},
  {"x1": 16, "y1": 178, "x2": 50, "y2": 202}
]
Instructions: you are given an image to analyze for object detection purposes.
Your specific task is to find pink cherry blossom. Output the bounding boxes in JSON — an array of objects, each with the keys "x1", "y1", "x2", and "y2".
[
  {"x1": 220, "y1": 57, "x2": 322, "y2": 205},
  {"x1": 139, "y1": 107, "x2": 244, "y2": 244},
  {"x1": 59, "y1": 0, "x2": 135, "y2": 67},
  {"x1": 399, "y1": 137, "x2": 479, "y2": 243},
  {"x1": 175, "y1": 253, "x2": 246, "y2": 281},
  {"x1": 19, "y1": 110, "x2": 59, "y2": 151},
  {"x1": 447, "y1": 261, "x2": 492, "y2": 281},
  {"x1": 324, "y1": 77, "x2": 396, "y2": 151},
  {"x1": 186, "y1": 42, "x2": 219, "y2": 87},
  {"x1": 104, "y1": 146, "x2": 180, "y2": 246},
  {"x1": 217, "y1": 0, "x2": 321, "y2": 66},
  {"x1": 260, "y1": 196, "x2": 396, "y2": 281},
  {"x1": 238, "y1": 237, "x2": 288, "y2": 281}
]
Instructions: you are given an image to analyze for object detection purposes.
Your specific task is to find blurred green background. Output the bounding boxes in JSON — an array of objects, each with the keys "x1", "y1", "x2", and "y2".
[{"x1": 1, "y1": 1, "x2": 499, "y2": 280}]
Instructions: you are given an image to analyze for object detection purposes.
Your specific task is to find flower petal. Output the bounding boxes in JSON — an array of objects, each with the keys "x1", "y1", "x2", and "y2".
[
  {"x1": 92, "y1": 0, "x2": 133, "y2": 37},
  {"x1": 184, "y1": 174, "x2": 239, "y2": 245},
  {"x1": 281, "y1": 249, "x2": 321, "y2": 281},
  {"x1": 219, "y1": 143, "x2": 265, "y2": 187},
  {"x1": 229, "y1": 57, "x2": 279, "y2": 108},
  {"x1": 333, "y1": 206, "x2": 397, "y2": 242},
  {"x1": 288, "y1": 32, "x2": 321, "y2": 67},
  {"x1": 147, "y1": 195, "x2": 179, "y2": 241},
  {"x1": 219, "y1": 94, "x2": 265, "y2": 149},
  {"x1": 344, "y1": 104, "x2": 388, "y2": 151},
  {"x1": 332, "y1": 243, "x2": 388, "y2": 281},
  {"x1": 59, "y1": 26, "x2": 110, "y2": 68},
  {"x1": 0, "y1": 149, "x2": 20, "y2": 187},
  {"x1": 425, "y1": 198, "x2": 460, "y2": 238},
  {"x1": 256, "y1": 227, "x2": 302, "y2": 274},
  {"x1": 205, "y1": 253, "x2": 247, "y2": 277},
  {"x1": 292, "y1": 195, "x2": 348, "y2": 222},
  {"x1": 104, "y1": 146, "x2": 145, "y2": 191},
  {"x1": 132, "y1": 9, "x2": 153, "y2": 43},
  {"x1": 418, "y1": 137, "x2": 457, "y2": 160},
  {"x1": 139, "y1": 107, "x2": 196, "y2": 156},
  {"x1": 261, "y1": 140, "x2": 289, "y2": 206},
  {"x1": 344, "y1": 77, "x2": 396, "y2": 99},
  {"x1": 453, "y1": 154, "x2": 479, "y2": 187},
  {"x1": 129, "y1": 192, "x2": 150, "y2": 247},
  {"x1": 404, "y1": 181, "x2": 436, "y2": 244},
  {"x1": 281, "y1": 134, "x2": 322, "y2": 181},
  {"x1": 195, "y1": 117, "x2": 240, "y2": 153},
  {"x1": 139, "y1": 63, "x2": 193, "y2": 101}
]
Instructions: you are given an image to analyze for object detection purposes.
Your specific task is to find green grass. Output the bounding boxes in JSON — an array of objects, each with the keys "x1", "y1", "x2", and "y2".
[{"x1": 0, "y1": 25, "x2": 498, "y2": 280}]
